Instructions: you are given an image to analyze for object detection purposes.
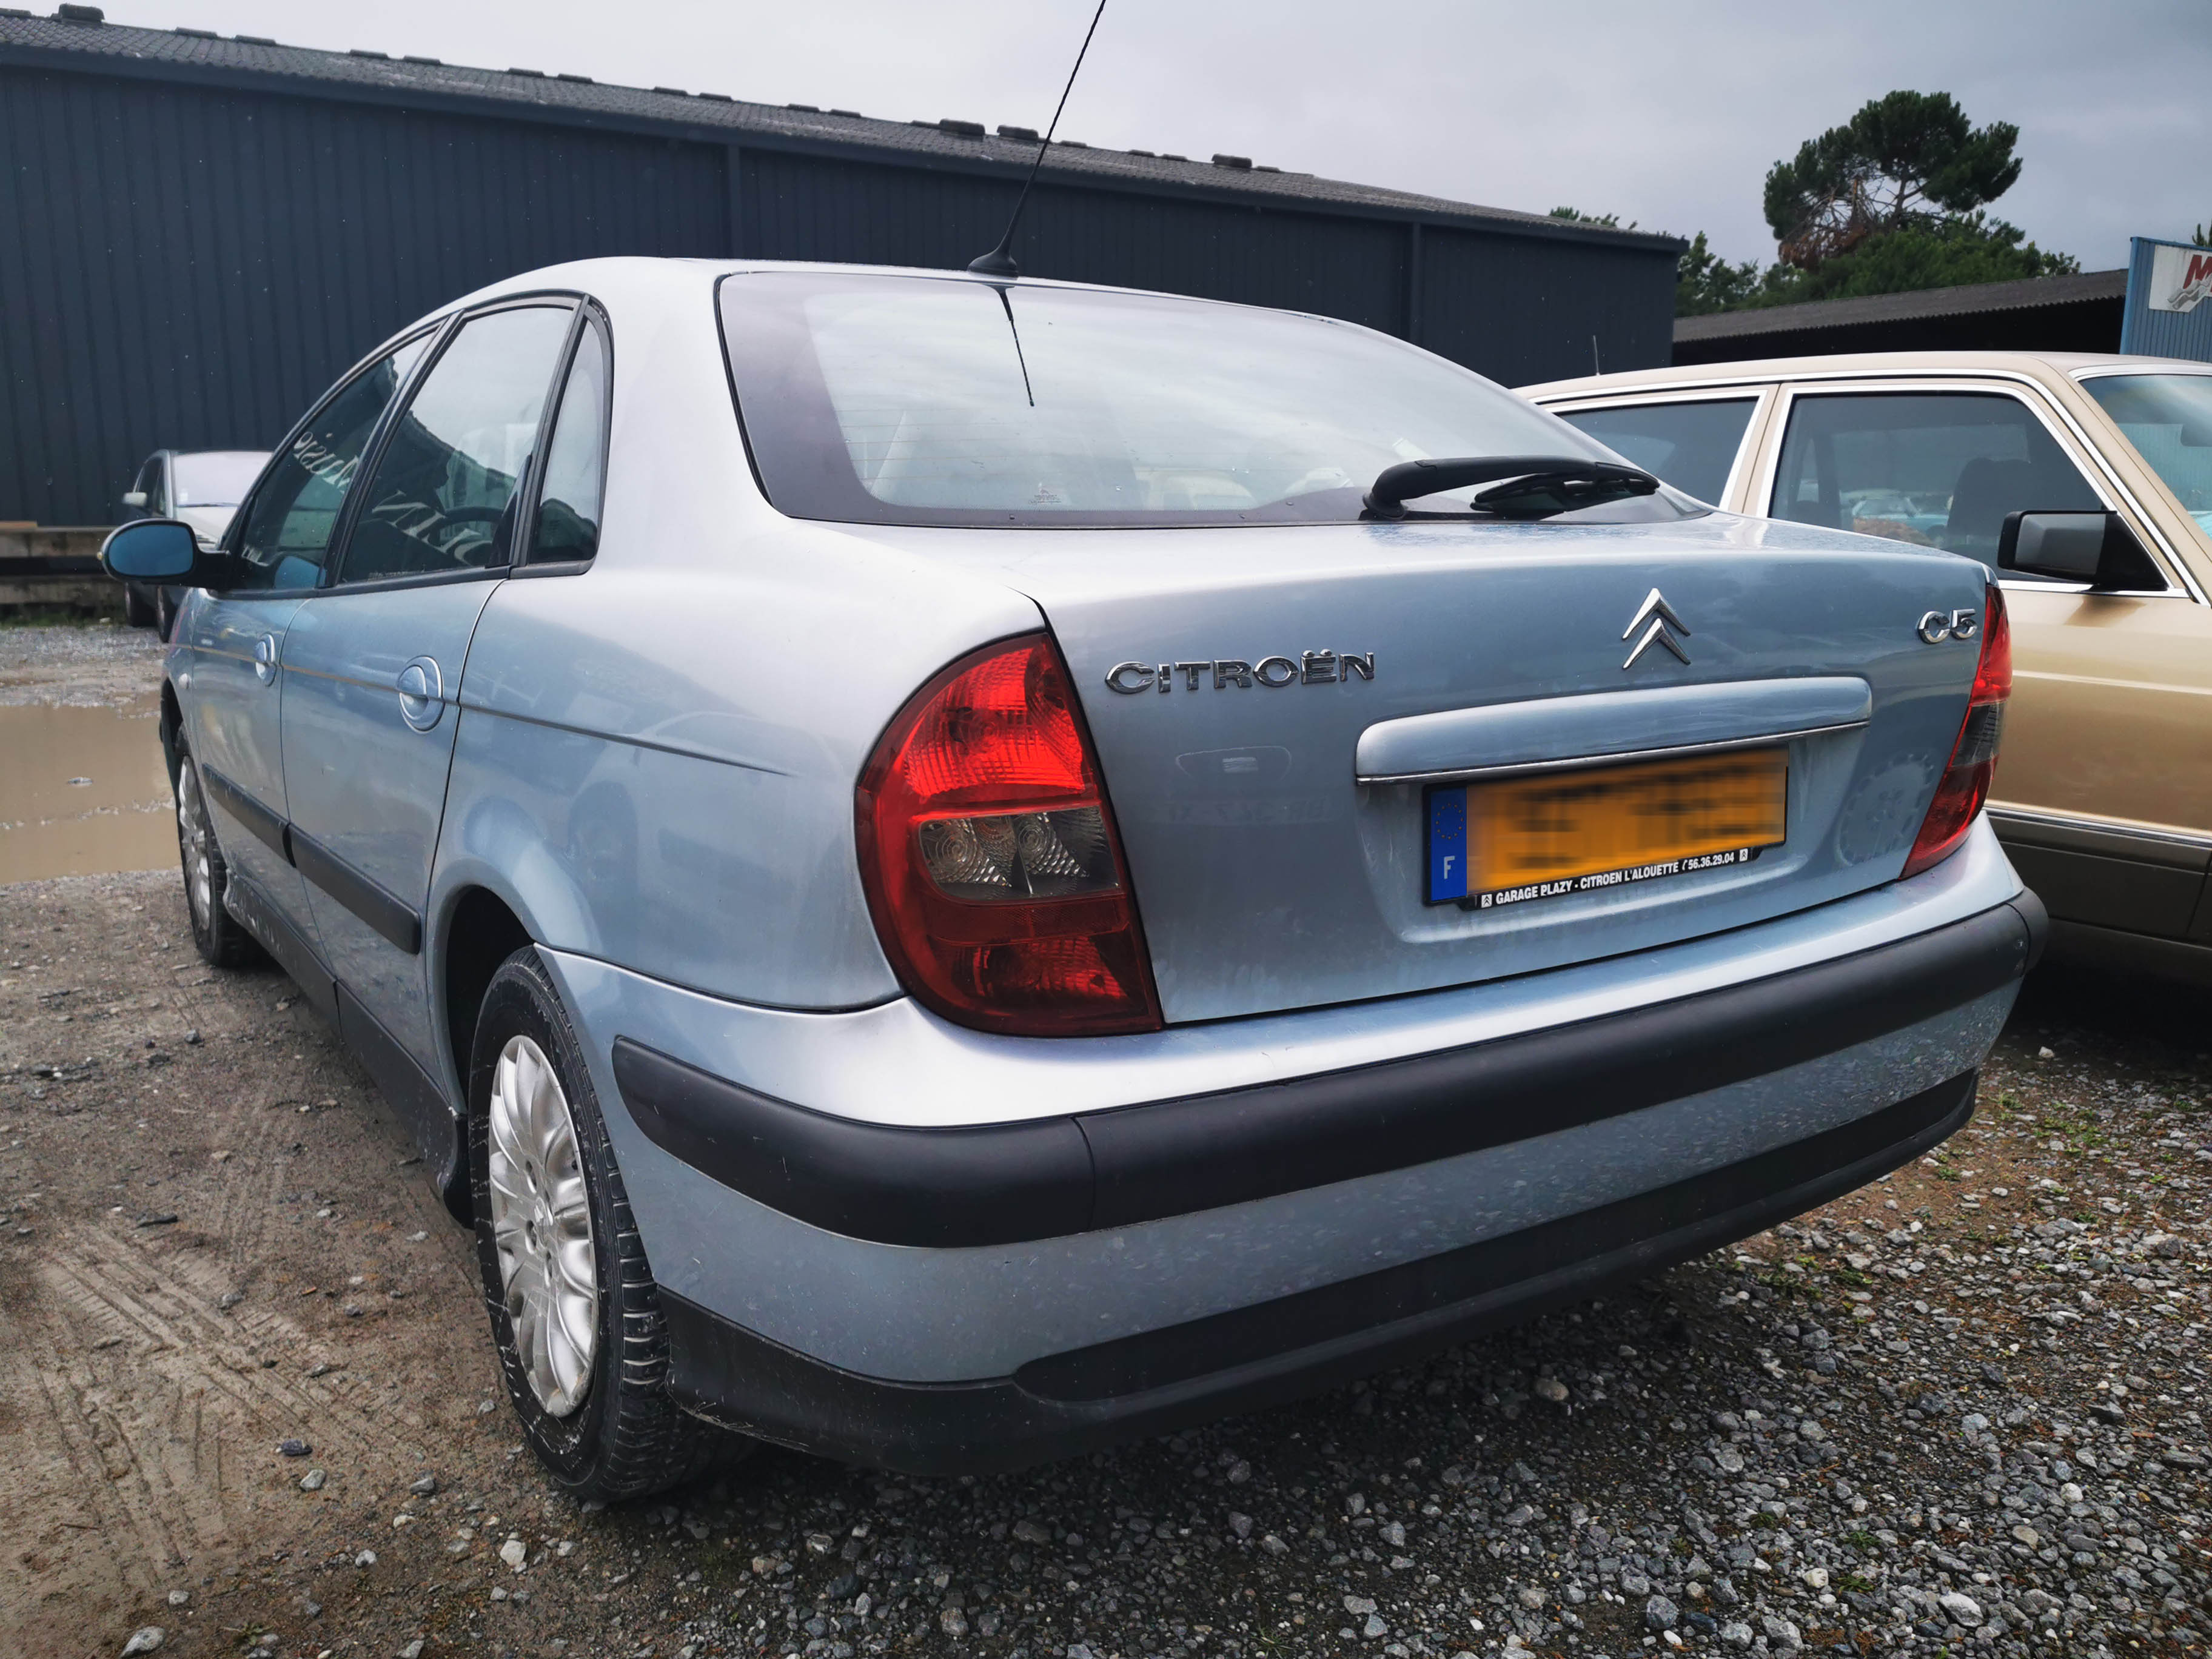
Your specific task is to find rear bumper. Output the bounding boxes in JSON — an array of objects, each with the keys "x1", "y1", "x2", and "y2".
[
  {"x1": 616, "y1": 891, "x2": 2043, "y2": 1247},
  {"x1": 610, "y1": 891, "x2": 2041, "y2": 1472},
  {"x1": 662, "y1": 1070, "x2": 1975, "y2": 1475}
]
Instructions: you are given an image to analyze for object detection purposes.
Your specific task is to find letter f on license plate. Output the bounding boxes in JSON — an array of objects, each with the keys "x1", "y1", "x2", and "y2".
[{"x1": 1428, "y1": 786, "x2": 1469, "y2": 903}]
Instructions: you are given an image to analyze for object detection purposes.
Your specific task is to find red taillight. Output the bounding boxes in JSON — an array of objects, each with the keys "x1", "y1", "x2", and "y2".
[
  {"x1": 856, "y1": 634, "x2": 1163, "y2": 1036},
  {"x1": 1903, "y1": 585, "x2": 2012, "y2": 879}
]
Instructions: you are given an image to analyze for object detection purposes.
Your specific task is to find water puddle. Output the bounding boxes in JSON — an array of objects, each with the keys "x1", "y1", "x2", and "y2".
[{"x1": 0, "y1": 701, "x2": 176, "y2": 882}]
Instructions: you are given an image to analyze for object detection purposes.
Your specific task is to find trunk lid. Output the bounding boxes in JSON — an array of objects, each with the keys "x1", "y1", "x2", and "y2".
[{"x1": 866, "y1": 513, "x2": 1992, "y2": 1024}]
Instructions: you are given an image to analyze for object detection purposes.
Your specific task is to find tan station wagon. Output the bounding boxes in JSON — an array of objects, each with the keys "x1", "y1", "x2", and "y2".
[{"x1": 1523, "y1": 352, "x2": 2212, "y2": 982}]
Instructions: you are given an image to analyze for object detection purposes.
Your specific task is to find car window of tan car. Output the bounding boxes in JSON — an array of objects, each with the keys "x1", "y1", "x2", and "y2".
[
  {"x1": 1552, "y1": 397, "x2": 1761, "y2": 508},
  {"x1": 1764, "y1": 385, "x2": 2212, "y2": 891},
  {"x1": 1767, "y1": 389, "x2": 2108, "y2": 573}
]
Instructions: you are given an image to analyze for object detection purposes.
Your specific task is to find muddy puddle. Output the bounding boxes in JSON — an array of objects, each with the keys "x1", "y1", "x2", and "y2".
[{"x1": 0, "y1": 700, "x2": 175, "y2": 881}]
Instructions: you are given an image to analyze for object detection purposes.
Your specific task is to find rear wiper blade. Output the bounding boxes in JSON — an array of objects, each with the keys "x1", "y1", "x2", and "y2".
[{"x1": 1362, "y1": 455, "x2": 1661, "y2": 521}]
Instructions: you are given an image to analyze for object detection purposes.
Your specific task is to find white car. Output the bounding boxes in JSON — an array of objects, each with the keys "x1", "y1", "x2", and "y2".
[{"x1": 119, "y1": 448, "x2": 270, "y2": 634}]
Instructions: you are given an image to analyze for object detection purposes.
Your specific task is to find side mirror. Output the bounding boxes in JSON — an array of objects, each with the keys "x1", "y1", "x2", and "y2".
[
  {"x1": 1997, "y1": 510, "x2": 2162, "y2": 591},
  {"x1": 121, "y1": 489, "x2": 148, "y2": 510},
  {"x1": 99, "y1": 518, "x2": 238, "y2": 589}
]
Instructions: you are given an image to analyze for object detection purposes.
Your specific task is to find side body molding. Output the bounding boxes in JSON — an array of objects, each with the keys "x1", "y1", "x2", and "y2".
[{"x1": 195, "y1": 764, "x2": 424, "y2": 955}]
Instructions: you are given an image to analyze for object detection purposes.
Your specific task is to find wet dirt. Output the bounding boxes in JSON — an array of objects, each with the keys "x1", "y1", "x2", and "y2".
[{"x1": 0, "y1": 701, "x2": 175, "y2": 882}]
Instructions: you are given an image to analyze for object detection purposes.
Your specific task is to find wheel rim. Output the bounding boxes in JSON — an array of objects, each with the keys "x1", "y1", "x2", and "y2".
[
  {"x1": 488, "y1": 1034, "x2": 598, "y2": 1416},
  {"x1": 176, "y1": 759, "x2": 215, "y2": 930}
]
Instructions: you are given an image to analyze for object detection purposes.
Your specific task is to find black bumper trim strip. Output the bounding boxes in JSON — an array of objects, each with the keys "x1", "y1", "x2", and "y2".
[
  {"x1": 660, "y1": 1070, "x2": 1975, "y2": 1475},
  {"x1": 612, "y1": 1038, "x2": 1092, "y2": 1248},
  {"x1": 199, "y1": 763, "x2": 290, "y2": 862},
  {"x1": 617, "y1": 895, "x2": 2040, "y2": 1247},
  {"x1": 290, "y1": 829, "x2": 423, "y2": 956}
]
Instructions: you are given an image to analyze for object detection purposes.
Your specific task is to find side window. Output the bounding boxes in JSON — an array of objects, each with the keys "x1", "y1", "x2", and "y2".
[
  {"x1": 1555, "y1": 398, "x2": 1758, "y2": 507},
  {"x1": 1769, "y1": 390, "x2": 2102, "y2": 568},
  {"x1": 528, "y1": 317, "x2": 610, "y2": 564},
  {"x1": 234, "y1": 333, "x2": 432, "y2": 589},
  {"x1": 339, "y1": 305, "x2": 574, "y2": 584}
]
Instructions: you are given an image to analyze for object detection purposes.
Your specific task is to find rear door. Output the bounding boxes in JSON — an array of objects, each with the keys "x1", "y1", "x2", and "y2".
[
  {"x1": 280, "y1": 299, "x2": 580, "y2": 1122},
  {"x1": 1755, "y1": 376, "x2": 2211, "y2": 939},
  {"x1": 1544, "y1": 386, "x2": 1775, "y2": 510}
]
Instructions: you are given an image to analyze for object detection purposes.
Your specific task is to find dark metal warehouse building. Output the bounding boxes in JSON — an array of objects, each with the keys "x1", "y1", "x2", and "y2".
[{"x1": 0, "y1": 8, "x2": 1680, "y2": 526}]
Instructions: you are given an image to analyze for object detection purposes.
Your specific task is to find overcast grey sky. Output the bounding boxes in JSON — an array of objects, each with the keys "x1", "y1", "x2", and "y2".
[{"x1": 111, "y1": 0, "x2": 2208, "y2": 270}]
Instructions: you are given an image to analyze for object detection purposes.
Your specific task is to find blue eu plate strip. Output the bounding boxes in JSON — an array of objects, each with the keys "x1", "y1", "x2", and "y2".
[{"x1": 1427, "y1": 786, "x2": 1468, "y2": 903}]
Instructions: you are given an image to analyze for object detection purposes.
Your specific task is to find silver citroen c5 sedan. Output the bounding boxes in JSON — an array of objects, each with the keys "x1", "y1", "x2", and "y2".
[{"x1": 102, "y1": 258, "x2": 2042, "y2": 1499}]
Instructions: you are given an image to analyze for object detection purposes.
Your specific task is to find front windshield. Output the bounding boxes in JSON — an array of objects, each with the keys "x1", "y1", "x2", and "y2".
[
  {"x1": 720, "y1": 272, "x2": 1697, "y2": 528},
  {"x1": 2080, "y1": 374, "x2": 2212, "y2": 535},
  {"x1": 172, "y1": 450, "x2": 270, "y2": 508}
]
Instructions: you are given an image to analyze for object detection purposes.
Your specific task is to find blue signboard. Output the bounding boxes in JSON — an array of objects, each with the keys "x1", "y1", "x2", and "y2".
[{"x1": 2120, "y1": 237, "x2": 2212, "y2": 363}]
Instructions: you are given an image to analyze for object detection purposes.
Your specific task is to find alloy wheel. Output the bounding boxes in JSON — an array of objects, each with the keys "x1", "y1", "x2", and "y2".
[
  {"x1": 176, "y1": 759, "x2": 215, "y2": 930},
  {"x1": 487, "y1": 1034, "x2": 599, "y2": 1416}
]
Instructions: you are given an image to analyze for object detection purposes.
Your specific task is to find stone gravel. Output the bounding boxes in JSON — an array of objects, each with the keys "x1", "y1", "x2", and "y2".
[
  {"x1": 119, "y1": 962, "x2": 2202, "y2": 1659},
  {"x1": 0, "y1": 615, "x2": 163, "y2": 706}
]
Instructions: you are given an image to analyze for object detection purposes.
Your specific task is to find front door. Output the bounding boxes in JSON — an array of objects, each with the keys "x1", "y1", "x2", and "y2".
[
  {"x1": 177, "y1": 592, "x2": 306, "y2": 941},
  {"x1": 178, "y1": 332, "x2": 434, "y2": 986},
  {"x1": 281, "y1": 300, "x2": 578, "y2": 1137}
]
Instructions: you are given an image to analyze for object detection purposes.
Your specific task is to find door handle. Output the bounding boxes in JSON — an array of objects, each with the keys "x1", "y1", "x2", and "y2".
[
  {"x1": 397, "y1": 656, "x2": 445, "y2": 732},
  {"x1": 252, "y1": 634, "x2": 278, "y2": 686}
]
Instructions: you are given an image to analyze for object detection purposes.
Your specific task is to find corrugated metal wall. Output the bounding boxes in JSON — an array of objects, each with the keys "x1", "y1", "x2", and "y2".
[
  {"x1": 0, "y1": 68, "x2": 726, "y2": 525},
  {"x1": 0, "y1": 62, "x2": 1677, "y2": 525},
  {"x1": 1420, "y1": 226, "x2": 1677, "y2": 389},
  {"x1": 2118, "y1": 237, "x2": 2212, "y2": 364},
  {"x1": 744, "y1": 151, "x2": 1410, "y2": 335}
]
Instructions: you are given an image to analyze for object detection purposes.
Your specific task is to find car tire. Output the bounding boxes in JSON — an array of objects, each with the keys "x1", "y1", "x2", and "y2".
[
  {"x1": 123, "y1": 583, "x2": 155, "y2": 629},
  {"x1": 155, "y1": 586, "x2": 179, "y2": 642},
  {"x1": 468, "y1": 947, "x2": 743, "y2": 1501},
  {"x1": 175, "y1": 746, "x2": 269, "y2": 970}
]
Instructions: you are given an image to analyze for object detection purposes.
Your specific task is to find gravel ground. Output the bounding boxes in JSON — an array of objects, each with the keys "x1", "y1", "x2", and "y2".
[
  {"x1": 0, "y1": 617, "x2": 166, "y2": 707},
  {"x1": 1, "y1": 626, "x2": 2206, "y2": 1659},
  {"x1": 4, "y1": 874, "x2": 2205, "y2": 1659}
]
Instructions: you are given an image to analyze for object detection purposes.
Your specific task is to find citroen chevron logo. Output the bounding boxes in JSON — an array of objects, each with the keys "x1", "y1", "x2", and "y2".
[{"x1": 1621, "y1": 588, "x2": 1691, "y2": 669}]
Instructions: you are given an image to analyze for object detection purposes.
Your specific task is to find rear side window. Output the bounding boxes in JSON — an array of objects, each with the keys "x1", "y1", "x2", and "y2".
[
  {"x1": 340, "y1": 304, "x2": 575, "y2": 583},
  {"x1": 528, "y1": 315, "x2": 610, "y2": 564},
  {"x1": 1769, "y1": 390, "x2": 2100, "y2": 566},
  {"x1": 234, "y1": 333, "x2": 431, "y2": 589},
  {"x1": 1555, "y1": 399, "x2": 1757, "y2": 506}
]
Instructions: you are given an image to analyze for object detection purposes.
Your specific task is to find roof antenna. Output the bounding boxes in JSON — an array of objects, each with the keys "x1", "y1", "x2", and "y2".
[{"x1": 966, "y1": 0, "x2": 1107, "y2": 280}]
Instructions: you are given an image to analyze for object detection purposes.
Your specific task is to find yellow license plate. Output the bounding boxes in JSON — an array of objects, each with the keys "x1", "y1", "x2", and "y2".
[{"x1": 1426, "y1": 749, "x2": 1787, "y2": 907}]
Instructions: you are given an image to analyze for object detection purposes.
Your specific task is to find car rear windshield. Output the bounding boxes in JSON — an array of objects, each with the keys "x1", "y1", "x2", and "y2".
[
  {"x1": 172, "y1": 450, "x2": 269, "y2": 508},
  {"x1": 718, "y1": 271, "x2": 1693, "y2": 528},
  {"x1": 2080, "y1": 373, "x2": 2212, "y2": 536}
]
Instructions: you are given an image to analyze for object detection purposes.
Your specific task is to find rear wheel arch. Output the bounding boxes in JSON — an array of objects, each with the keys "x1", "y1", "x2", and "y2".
[{"x1": 439, "y1": 884, "x2": 536, "y2": 1150}]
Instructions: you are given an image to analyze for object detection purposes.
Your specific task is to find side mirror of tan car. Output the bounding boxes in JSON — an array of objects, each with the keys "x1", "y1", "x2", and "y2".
[{"x1": 1999, "y1": 511, "x2": 2162, "y2": 592}]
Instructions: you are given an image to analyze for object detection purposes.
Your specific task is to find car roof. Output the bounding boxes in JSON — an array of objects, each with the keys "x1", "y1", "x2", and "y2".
[
  {"x1": 395, "y1": 255, "x2": 1389, "y2": 357},
  {"x1": 1517, "y1": 349, "x2": 2212, "y2": 400}
]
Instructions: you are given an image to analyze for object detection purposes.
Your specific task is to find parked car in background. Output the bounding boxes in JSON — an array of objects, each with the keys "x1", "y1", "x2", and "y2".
[
  {"x1": 1523, "y1": 352, "x2": 2212, "y2": 984},
  {"x1": 102, "y1": 260, "x2": 2040, "y2": 1498},
  {"x1": 118, "y1": 448, "x2": 269, "y2": 635}
]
